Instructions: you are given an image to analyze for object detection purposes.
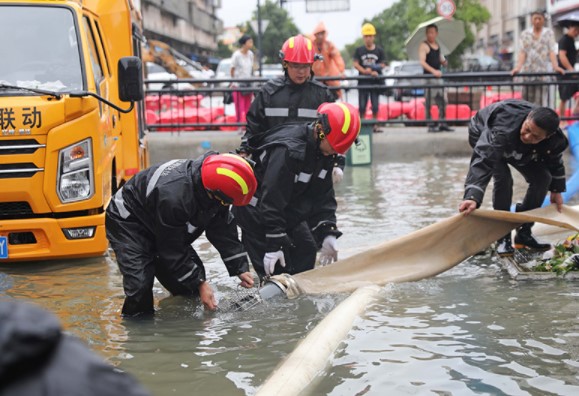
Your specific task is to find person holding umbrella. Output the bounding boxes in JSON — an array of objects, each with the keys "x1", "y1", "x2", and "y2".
[
  {"x1": 406, "y1": 17, "x2": 465, "y2": 132},
  {"x1": 419, "y1": 23, "x2": 453, "y2": 133}
]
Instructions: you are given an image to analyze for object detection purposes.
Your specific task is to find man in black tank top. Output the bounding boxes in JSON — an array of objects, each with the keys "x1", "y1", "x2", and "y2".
[{"x1": 419, "y1": 24, "x2": 453, "y2": 132}]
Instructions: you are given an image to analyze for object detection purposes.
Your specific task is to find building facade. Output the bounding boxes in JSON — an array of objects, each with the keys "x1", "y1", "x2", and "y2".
[
  {"x1": 140, "y1": 0, "x2": 223, "y2": 60},
  {"x1": 475, "y1": 0, "x2": 579, "y2": 68}
]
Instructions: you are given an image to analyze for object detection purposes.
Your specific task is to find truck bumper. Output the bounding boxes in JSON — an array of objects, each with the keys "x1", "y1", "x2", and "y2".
[{"x1": 0, "y1": 214, "x2": 107, "y2": 262}]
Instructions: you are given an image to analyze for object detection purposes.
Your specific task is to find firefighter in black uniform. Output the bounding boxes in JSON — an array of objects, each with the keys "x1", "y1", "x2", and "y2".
[
  {"x1": 239, "y1": 35, "x2": 347, "y2": 182},
  {"x1": 458, "y1": 99, "x2": 568, "y2": 256},
  {"x1": 106, "y1": 153, "x2": 258, "y2": 317},
  {"x1": 233, "y1": 102, "x2": 360, "y2": 279}
]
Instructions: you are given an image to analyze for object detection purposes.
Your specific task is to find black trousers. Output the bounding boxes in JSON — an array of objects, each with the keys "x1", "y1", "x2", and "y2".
[
  {"x1": 358, "y1": 88, "x2": 380, "y2": 118},
  {"x1": 241, "y1": 221, "x2": 318, "y2": 279},
  {"x1": 106, "y1": 211, "x2": 200, "y2": 316},
  {"x1": 491, "y1": 160, "x2": 551, "y2": 212}
]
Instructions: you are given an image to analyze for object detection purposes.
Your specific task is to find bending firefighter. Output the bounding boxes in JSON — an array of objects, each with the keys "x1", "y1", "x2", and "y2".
[
  {"x1": 459, "y1": 99, "x2": 568, "y2": 256},
  {"x1": 233, "y1": 102, "x2": 360, "y2": 279},
  {"x1": 106, "y1": 153, "x2": 257, "y2": 317}
]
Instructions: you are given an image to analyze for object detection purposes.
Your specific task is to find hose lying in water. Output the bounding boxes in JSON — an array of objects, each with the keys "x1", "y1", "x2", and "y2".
[
  {"x1": 254, "y1": 285, "x2": 380, "y2": 396},
  {"x1": 250, "y1": 205, "x2": 579, "y2": 395}
]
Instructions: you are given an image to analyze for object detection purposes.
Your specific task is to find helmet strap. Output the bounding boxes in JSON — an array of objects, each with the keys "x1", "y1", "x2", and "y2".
[{"x1": 315, "y1": 121, "x2": 326, "y2": 141}]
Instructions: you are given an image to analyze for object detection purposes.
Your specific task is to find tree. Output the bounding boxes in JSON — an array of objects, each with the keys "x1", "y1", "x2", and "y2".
[{"x1": 245, "y1": 0, "x2": 300, "y2": 64}]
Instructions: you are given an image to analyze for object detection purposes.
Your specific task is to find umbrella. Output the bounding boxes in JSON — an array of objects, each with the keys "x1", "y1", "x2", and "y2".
[
  {"x1": 405, "y1": 16, "x2": 465, "y2": 61},
  {"x1": 558, "y1": 10, "x2": 579, "y2": 28}
]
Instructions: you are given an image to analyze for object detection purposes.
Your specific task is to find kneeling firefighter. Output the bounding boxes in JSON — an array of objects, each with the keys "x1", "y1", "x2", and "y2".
[
  {"x1": 106, "y1": 153, "x2": 258, "y2": 317},
  {"x1": 233, "y1": 102, "x2": 361, "y2": 279}
]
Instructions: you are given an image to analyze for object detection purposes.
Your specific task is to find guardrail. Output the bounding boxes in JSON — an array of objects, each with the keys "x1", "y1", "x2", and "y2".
[{"x1": 143, "y1": 71, "x2": 579, "y2": 132}]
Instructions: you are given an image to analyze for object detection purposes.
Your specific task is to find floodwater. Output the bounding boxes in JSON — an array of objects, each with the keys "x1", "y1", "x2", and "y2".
[{"x1": 1, "y1": 156, "x2": 578, "y2": 396}]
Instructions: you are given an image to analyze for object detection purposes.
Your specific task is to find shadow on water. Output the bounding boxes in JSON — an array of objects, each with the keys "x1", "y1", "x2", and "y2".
[{"x1": 1, "y1": 156, "x2": 579, "y2": 395}]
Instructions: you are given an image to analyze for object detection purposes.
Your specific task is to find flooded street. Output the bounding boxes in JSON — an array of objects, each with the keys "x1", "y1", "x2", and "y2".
[{"x1": 1, "y1": 155, "x2": 578, "y2": 395}]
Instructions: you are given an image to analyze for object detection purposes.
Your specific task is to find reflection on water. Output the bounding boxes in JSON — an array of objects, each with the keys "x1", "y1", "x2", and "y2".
[{"x1": 1, "y1": 157, "x2": 578, "y2": 395}]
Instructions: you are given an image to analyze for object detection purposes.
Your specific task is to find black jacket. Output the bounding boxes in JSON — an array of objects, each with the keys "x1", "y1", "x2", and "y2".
[
  {"x1": 107, "y1": 153, "x2": 250, "y2": 285},
  {"x1": 464, "y1": 100, "x2": 568, "y2": 204},
  {"x1": 0, "y1": 300, "x2": 150, "y2": 396},
  {"x1": 241, "y1": 74, "x2": 335, "y2": 152},
  {"x1": 233, "y1": 123, "x2": 341, "y2": 250}
]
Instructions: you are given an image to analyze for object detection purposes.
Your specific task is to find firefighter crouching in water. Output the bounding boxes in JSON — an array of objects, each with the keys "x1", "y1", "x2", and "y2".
[
  {"x1": 106, "y1": 153, "x2": 258, "y2": 317},
  {"x1": 238, "y1": 34, "x2": 346, "y2": 183},
  {"x1": 458, "y1": 99, "x2": 568, "y2": 256},
  {"x1": 233, "y1": 102, "x2": 361, "y2": 279}
]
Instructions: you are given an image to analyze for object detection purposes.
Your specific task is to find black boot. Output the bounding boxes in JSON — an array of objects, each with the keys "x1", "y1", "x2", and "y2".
[
  {"x1": 514, "y1": 223, "x2": 551, "y2": 251},
  {"x1": 496, "y1": 234, "x2": 514, "y2": 257}
]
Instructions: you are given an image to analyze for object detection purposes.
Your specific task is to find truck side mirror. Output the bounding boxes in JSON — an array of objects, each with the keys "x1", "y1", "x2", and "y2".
[{"x1": 118, "y1": 56, "x2": 144, "y2": 102}]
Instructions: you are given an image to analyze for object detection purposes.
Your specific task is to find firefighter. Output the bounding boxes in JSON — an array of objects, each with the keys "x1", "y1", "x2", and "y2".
[
  {"x1": 233, "y1": 102, "x2": 360, "y2": 279},
  {"x1": 237, "y1": 35, "x2": 347, "y2": 182},
  {"x1": 106, "y1": 153, "x2": 258, "y2": 317},
  {"x1": 458, "y1": 99, "x2": 568, "y2": 256}
]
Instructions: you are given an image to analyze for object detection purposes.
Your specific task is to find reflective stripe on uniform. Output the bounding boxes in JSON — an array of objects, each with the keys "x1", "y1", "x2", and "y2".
[
  {"x1": 223, "y1": 252, "x2": 247, "y2": 262},
  {"x1": 265, "y1": 108, "x2": 289, "y2": 117},
  {"x1": 295, "y1": 172, "x2": 312, "y2": 183},
  {"x1": 249, "y1": 196, "x2": 258, "y2": 206},
  {"x1": 318, "y1": 169, "x2": 328, "y2": 179},
  {"x1": 552, "y1": 175, "x2": 566, "y2": 179},
  {"x1": 259, "y1": 151, "x2": 267, "y2": 162},
  {"x1": 266, "y1": 232, "x2": 287, "y2": 238},
  {"x1": 465, "y1": 184, "x2": 485, "y2": 193},
  {"x1": 146, "y1": 159, "x2": 180, "y2": 197},
  {"x1": 113, "y1": 188, "x2": 131, "y2": 219},
  {"x1": 177, "y1": 269, "x2": 194, "y2": 282},
  {"x1": 186, "y1": 222, "x2": 197, "y2": 234},
  {"x1": 297, "y1": 108, "x2": 318, "y2": 118}
]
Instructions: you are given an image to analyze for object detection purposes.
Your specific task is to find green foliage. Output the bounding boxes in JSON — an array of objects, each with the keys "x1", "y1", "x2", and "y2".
[
  {"x1": 532, "y1": 234, "x2": 579, "y2": 275},
  {"x1": 216, "y1": 41, "x2": 232, "y2": 59},
  {"x1": 246, "y1": 0, "x2": 300, "y2": 64}
]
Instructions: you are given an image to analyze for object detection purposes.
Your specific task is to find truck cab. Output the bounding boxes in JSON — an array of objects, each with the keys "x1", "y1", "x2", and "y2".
[{"x1": 0, "y1": 0, "x2": 147, "y2": 261}]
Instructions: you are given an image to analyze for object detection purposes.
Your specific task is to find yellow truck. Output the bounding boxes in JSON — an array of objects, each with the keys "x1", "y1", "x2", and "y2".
[{"x1": 0, "y1": 0, "x2": 148, "y2": 261}]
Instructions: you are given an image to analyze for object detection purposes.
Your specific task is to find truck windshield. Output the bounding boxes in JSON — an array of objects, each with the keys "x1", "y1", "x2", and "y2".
[{"x1": 0, "y1": 6, "x2": 83, "y2": 92}]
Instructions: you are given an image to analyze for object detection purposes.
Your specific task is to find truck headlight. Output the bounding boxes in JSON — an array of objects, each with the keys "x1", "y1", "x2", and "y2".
[{"x1": 57, "y1": 138, "x2": 94, "y2": 202}]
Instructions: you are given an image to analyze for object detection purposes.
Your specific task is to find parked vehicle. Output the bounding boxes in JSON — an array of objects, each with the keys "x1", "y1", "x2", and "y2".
[
  {"x1": 384, "y1": 61, "x2": 404, "y2": 96},
  {"x1": 0, "y1": 0, "x2": 148, "y2": 261},
  {"x1": 145, "y1": 62, "x2": 194, "y2": 91},
  {"x1": 462, "y1": 55, "x2": 502, "y2": 72},
  {"x1": 392, "y1": 61, "x2": 425, "y2": 101},
  {"x1": 215, "y1": 58, "x2": 232, "y2": 88}
]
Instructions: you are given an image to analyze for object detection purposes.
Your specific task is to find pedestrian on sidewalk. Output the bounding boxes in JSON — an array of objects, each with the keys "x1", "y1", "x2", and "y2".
[
  {"x1": 311, "y1": 21, "x2": 346, "y2": 100},
  {"x1": 353, "y1": 23, "x2": 386, "y2": 133},
  {"x1": 419, "y1": 23, "x2": 453, "y2": 133},
  {"x1": 230, "y1": 34, "x2": 255, "y2": 131},
  {"x1": 511, "y1": 9, "x2": 564, "y2": 106},
  {"x1": 556, "y1": 20, "x2": 579, "y2": 123}
]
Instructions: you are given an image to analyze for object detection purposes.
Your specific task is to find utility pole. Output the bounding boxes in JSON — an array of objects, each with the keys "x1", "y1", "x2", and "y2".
[{"x1": 257, "y1": 0, "x2": 263, "y2": 76}]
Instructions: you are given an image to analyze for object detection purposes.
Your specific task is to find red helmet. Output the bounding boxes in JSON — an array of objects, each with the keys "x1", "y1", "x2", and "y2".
[
  {"x1": 279, "y1": 34, "x2": 316, "y2": 64},
  {"x1": 201, "y1": 154, "x2": 257, "y2": 206},
  {"x1": 317, "y1": 102, "x2": 361, "y2": 154}
]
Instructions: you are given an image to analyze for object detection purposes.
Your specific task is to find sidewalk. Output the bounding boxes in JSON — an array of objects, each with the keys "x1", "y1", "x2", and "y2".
[{"x1": 146, "y1": 126, "x2": 471, "y2": 165}]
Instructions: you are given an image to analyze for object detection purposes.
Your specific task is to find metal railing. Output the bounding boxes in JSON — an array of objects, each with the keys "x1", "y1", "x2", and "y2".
[{"x1": 143, "y1": 71, "x2": 579, "y2": 132}]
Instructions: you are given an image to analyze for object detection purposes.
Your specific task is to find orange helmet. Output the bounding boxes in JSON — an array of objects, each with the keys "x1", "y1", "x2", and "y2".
[
  {"x1": 279, "y1": 34, "x2": 317, "y2": 64},
  {"x1": 201, "y1": 154, "x2": 257, "y2": 206},
  {"x1": 317, "y1": 102, "x2": 361, "y2": 154}
]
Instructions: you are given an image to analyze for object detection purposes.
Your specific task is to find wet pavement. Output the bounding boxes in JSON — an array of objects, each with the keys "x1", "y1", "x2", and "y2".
[{"x1": 1, "y1": 156, "x2": 578, "y2": 395}]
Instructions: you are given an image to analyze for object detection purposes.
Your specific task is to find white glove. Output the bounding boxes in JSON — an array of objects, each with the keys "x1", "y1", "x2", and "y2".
[
  {"x1": 332, "y1": 166, "x2": 344, "y2": 184},
  {"x1": 263, "y1": 250, "x2": 286, "y2": 276},
  {"x1": 319, "y1": 235, "x2": 338, "y2": 266}
]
